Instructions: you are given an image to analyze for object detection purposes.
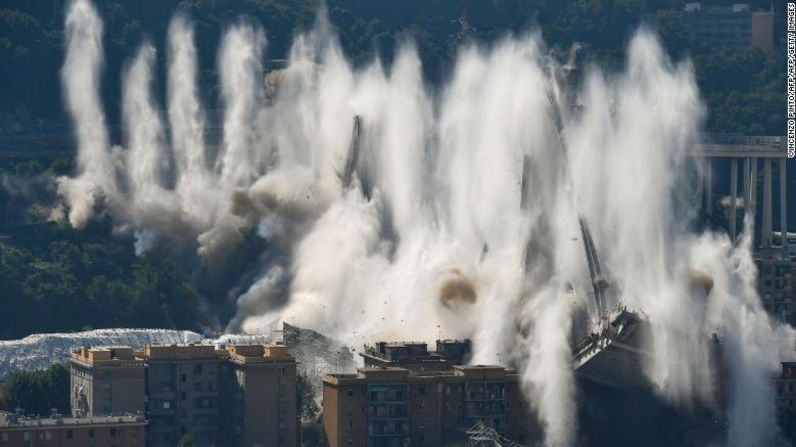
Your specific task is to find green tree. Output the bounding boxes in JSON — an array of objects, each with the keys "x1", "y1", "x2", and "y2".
[
  {"x1": 177, "y1": 433, "x2": 196, "y2": 447},
  {"x1": 0, "y1": 364, "x2": 69, "y2": 416},
  {"x1": 296, "y1": 373, "x2": 320, "y2": 422}
]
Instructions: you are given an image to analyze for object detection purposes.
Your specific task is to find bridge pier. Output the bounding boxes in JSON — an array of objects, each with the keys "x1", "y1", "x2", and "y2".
[
  {"x1": 690, "y1": 136, "x2": 786, "y2": 249},
  {"x1": 705, "y1": 159, "x2": 712, "y2": 216},
  {"x1": 781, "y1": 158, "x2": 788, "y2": 249},
  {"x1": 749, "y1": 157, "x2": 758, "y2": 235},
  {"x1": 763, "y1": 159, "x2": 773, "y2": 247},
  {"x1": 743, "y1": 158, "x2": 750, "y2": 214}
]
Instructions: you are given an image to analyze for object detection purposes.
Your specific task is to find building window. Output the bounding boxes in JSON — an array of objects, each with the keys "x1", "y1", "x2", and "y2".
[
  {"x1": 347, "y1": 389, "x2": 354, "y2": 397},
  {"x1": 181, "y1": 374, "x2": 187, "y2": 383},
  {"x1": 348, "y1": 420, "x2": 353, "y2": 431},
  {"x1": 194, "y1": 364, "x2": 203, "y2": 375},
  {"x1": 89, "y1": 429, "x2": 95, "y2": 438},
  {"x1": 280, "y1": 367, "x2": 286, "y2": 376},
  {"x1": 1, "y1": 433, "x2": 7, "y2": 441},
  {"x1": 181, "y1": 392, "x2": 187, "y2": 400},
  {"x1": 163, "y1": 401, "x2": 172, "y2": 409},
  {"x1": 66, "y1": 430, "x2": 73, "y2": 439},
  {"x1": 418, "y1": 416, "x2": 424, "y2": 428},
  {"x1": 419, "y1": 386, "x2": 426, "y2": 395},
  {"x1": 23, "y1": 432, "x2": 30, "y2": 441},
  {"x1": 110, "y1": 427, "x2": 118, "y2": 437}
]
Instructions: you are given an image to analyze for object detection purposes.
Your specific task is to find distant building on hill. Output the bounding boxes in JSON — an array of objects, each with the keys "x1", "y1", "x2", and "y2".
[{"x1": 684, "y1": 3, "x2": 774, "y2": 53}]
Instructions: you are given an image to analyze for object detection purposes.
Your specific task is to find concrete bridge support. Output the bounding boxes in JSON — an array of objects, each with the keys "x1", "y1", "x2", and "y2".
[
  {"x1": 781, "y1": 158, "x2": 788, "y2": 250},
  {"x1": 763, "y1": 159, "x2": 773, "y2": 247}
]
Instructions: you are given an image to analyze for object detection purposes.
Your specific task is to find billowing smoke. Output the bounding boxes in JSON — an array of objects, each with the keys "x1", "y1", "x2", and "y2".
[
  {"x1": 167, "y1": 15, "x2": 213, "y2": 230},
  {"x1": 689, "y1": 221, "x2": 795, "y2": 445},
  {"x1": 57, "y1": 1, "x2": 794, "y2": 445},
  {"x1": 567, "y1": 32, "x2": 713, "y2": 407},
  {"x1": 57, "y1": 0, "x2": 116, "y2": 228},
  {"x1": 218, "y1": 22, "x2": 267, "y2": 192}
]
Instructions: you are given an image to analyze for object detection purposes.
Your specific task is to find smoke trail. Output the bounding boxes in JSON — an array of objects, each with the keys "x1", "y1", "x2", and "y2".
[
  {"x1": 122, "y1": 42, "x2": 183, "y2": 253},
  {"x1": 167, "y1": 15, "x2": 213, "y2": 229},
  {"x1": 57, "y1": 0, "x2": 116, "y2": 228},
  {"x1": 522, "y1": 286, "x2": 577, "y2": 447},
  {"x1": 218, "y1": 23, "x2": 267, "y2": 192},
  {"x1": 123, "y1": 43, "x2": 168, "y2": 196}
]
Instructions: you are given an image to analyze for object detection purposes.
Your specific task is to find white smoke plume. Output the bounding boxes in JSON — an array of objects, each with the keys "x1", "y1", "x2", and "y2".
[
  {"x1": 57, "y1": 0, "x2": 116, "y2": 228},
  {"x1": 567, "y1": 31, "x2": 713, "y2": 406},
  {"x1": 122, "y1": 42, "x2": 181, "y2": 254},
  {"x1": 218, "y1": 22, "x2": 267, "y2": 192},
  {"x1": 56, "y1": 1, "x2": 794, "y2": 445},
  {"x1": 689, "y1": 221, "x2": 796, "y2": 445},
  {"x1": 167, "y1": 15, "x2": 214, "y2": 230}
]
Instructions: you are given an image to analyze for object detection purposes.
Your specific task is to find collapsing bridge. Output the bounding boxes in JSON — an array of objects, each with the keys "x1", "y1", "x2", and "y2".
[{"x1": 338, "y1": 111, "x2": 656, "y2": 390}]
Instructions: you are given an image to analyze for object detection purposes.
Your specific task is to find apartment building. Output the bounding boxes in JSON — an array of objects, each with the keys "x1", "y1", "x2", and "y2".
[
  {"x1": 142, "y1": 344, "x2": 224, "y2": 446},
  {"x1": 360, "y1": 340, "x2": 471, "y2": 373},
  {"x1": 756, "y1": 250, "x2": 796, "y2": 325},
  {"x1": 322, "y1": 365, "x2": 530, "y2": 447},
  {"x1": 684, "y1": 3, "x2": 774, "y2": 53},
  {"x1": 69, "y1": 346, "x2": 146, "y2": 418},
  {"x1": 221, "y1": 345, "x2": 298, "y2": 447},
  {"x1": 69, "y1": 343, "x2": 297, "y2": 447},
  {"x1": 777, "y1": 361, "x2": 796, "y2": 440},
  {"x1": 0, "y1": 411, "x2": 146, "y2": 447}
]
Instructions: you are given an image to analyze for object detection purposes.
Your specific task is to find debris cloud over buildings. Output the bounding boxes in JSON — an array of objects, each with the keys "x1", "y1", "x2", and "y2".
[{"x1": 56, "y1": 0, "x2": 794, "y2": 445}]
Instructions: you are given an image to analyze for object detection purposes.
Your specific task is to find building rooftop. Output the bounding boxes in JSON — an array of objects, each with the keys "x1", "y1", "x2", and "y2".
[
  {"x1": 70, "y1": 346, "x2": 145, "y2": 367},
  {"x1": 227, "y1": 344, "x2": 295, "y2": 364},
  {"x1": 70, "y1": 342, "x2": 294, "y2": 366},
  {"x1": 360, "y1": 339, "x2": 471, "y2": 365},
  {"x1": 0, "y1": 411, "x2": 146, "y2": 429},
  {"x1": 323, "y1": 364, "x2": 518, "y2": 385}
]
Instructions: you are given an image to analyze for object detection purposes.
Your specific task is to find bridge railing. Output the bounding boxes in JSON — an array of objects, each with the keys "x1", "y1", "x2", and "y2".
[{"x1": 695, "y1": 133, "x2": 785, "y2": 148}]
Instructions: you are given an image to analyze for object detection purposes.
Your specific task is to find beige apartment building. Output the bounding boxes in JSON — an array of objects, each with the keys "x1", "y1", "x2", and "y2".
[
  {"x1": 70, "y1": 346, "x2": 146, "y2": 418},
  {"x1": 68, "y1": 343, "x2": 297, "y2": 447},
  {"x1": 0, "y1": 411, "x2": 146, "y2": 447},
  {"x1": 322, "y1": 365, "x2": 531, "y2": 447}
]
